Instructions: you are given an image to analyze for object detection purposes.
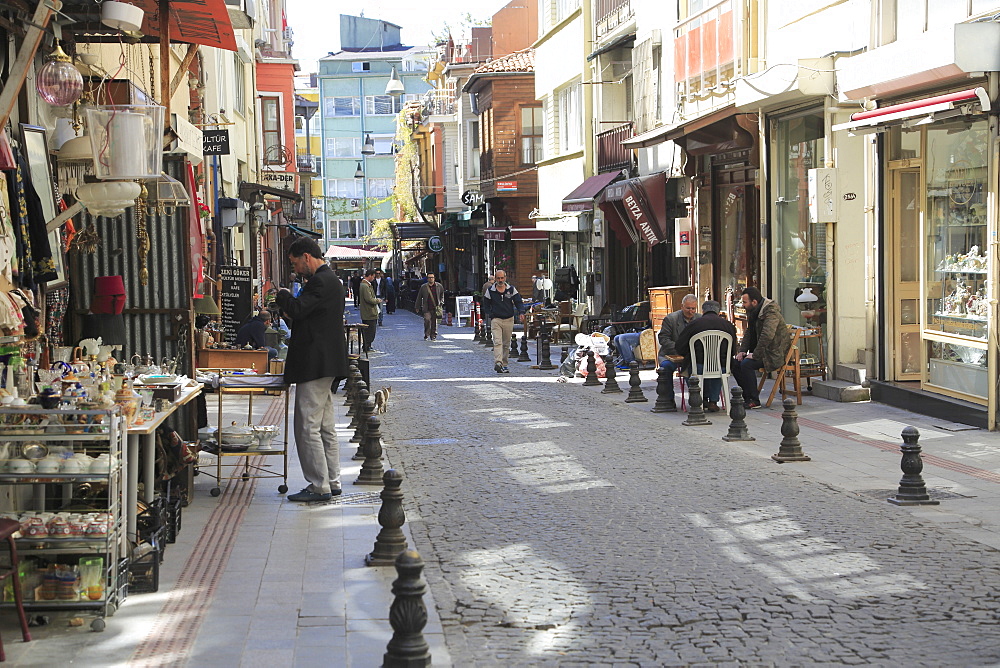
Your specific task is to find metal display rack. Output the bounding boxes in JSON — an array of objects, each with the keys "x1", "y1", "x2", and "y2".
[
  {"x1": 0, "y1": 407, "x2": 127, "y2": 632},
  {"x1": 199, "y1": 372, "x2": 289, "y2": 497}
]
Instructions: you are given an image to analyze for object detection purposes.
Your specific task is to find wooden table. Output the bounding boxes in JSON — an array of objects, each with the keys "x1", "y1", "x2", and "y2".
[
  {"x1": 125, "y1": 381, "x2": 203, "y2": 542},
  {"x1": 197, "y1": 348, "x2": 269, "y2": 372}
]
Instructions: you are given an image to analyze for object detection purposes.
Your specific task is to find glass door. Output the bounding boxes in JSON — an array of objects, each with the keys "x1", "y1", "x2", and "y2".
[{"x1": 890, "y1": 168, "x2": 922, "y2": 380}]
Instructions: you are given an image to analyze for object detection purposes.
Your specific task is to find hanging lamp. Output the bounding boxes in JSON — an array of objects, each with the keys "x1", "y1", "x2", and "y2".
[{"x1": 36, "y1": 42, "x2": 84, "y2": 106}]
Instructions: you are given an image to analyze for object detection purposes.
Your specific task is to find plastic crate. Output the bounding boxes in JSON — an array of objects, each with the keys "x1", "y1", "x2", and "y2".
[
  {"x1": 136, "y1": 497, "x2": 167, "y2": 536},
  {"x1": 164, "y1": 496, "x2": 183, "y2": 544},
  {"x1": 128, "y1": 548, "x2": 159, "y2": 594}
]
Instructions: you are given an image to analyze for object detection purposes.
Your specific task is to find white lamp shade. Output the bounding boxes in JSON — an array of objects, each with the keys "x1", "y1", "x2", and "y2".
[
  {"x1": 76, "y1": 181, "x2": 141, "y2": 217},
  {"x1": 101, "y1": 1, "x2": 145, "y2": 32},
  {"x1": 58, "y1": 135, "x2": 94, "y2": 161},
  {"x1": 85, "y1": 105, "x2": 165, "y2": 179}
]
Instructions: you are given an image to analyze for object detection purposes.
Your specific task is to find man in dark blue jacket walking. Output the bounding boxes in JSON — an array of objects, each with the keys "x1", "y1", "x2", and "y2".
[{"x1": 482, "y1": 270, "x2": 524, "y2": 373}]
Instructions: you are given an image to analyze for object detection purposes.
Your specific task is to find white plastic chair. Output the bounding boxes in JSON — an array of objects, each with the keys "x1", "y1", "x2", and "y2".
[{"x1": 685, "y1": 330, "x2": 735, "y2": 408}]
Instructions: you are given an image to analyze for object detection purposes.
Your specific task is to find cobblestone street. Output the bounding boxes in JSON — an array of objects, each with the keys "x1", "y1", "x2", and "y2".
[{"x1": 369, "y1": 310, "x2": 1000, "y2": 666}]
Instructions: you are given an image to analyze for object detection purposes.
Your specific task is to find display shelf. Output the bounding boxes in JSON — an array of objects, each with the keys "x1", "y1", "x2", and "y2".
[
  {"x1": 935, "y1": 268, "x2": 987, "y2": 274},
  {"x1": 0, "y1": 407, "x2": 127, "y2": 628}
]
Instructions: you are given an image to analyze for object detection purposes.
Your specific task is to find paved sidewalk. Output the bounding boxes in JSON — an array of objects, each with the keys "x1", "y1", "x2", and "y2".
[{"x1": 1, "y1": 382, "x2": 450, "y2": 667}]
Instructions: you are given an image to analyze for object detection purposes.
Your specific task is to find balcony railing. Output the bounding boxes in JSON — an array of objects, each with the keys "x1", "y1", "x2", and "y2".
[
  {"x1": 296, "y1": 154, "x2": 318, "y2": 174},
  {"x1": 674, "y1": 0, "x2": 741, "y2": 100},
  {"x1": 422, "y1": 87, "x2": 457, "y2": 117},
  {"x1": 596, "y1": 122, "x2": 633, "y2": 174},
  {"x1": 595, "y1": 0, "x2": 633, "y2": 39}
]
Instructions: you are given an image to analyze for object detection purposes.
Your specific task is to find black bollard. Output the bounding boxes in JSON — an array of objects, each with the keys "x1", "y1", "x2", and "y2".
[
  {"x1": 602, "y1": 356, "x2": 622, "y2": 393},
  {"x1": 355, "y1": 415, "x2": 385, "y2": 485},
  {"x1": 682, "y1": 376, "x2": 711, "y2": 425},
  {"x1": 510, "y1": 333, "x2": 519, "y2": 359},
  {"x1": 517, "y1": 333, "x2": 531, "y2": 362},
  {"x1": 624, "y1": 361, "x2": 647, "y2": 403},
  {"x1": 722, "y1": 386, "x2": 755, "y2": 441},
  {"x1": 382, "y1": 550, "x2": 432, "y2": 668},
  {"x1": 472, "y1": 304, "x2": 481, "y2": 342},
  {"x1": 348, "y1": 380, "x2": 367, "y2": 428},
  {"x1": 651, "y1": 366, "x2": 678, "y2": 412},
  {"x1": 772, "y1": 398, "x2": 811, "y2": 462},
  {"x1": 888, "y1": 427, "x2": 940, "y2": 506},
  {"x1": 351, "y1": 392, "x2": 374, "y2": 445},
  {"x1": 366, "y1": 469, "x2": 408, "y2": 566},
  {"x1": 538, "y1": 322, "x2": 556, "y2": 370},
  {"x1": 344, "y1": 361, "x2": 359, "y2": 400},
  {"x1": 582, "y1": 350, "x2": 601, "y2": 386},
  {"x1": 560, "y1": 346, "x2": 569, "y2": 365},
  {"x1": 482, "y1": 318, "x2": 494, "y2": 347}
]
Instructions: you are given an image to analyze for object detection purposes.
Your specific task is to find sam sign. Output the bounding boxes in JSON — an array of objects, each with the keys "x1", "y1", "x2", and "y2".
[
  {"x1": 202, "y1": 129, "x2": 231, "y2": 155},
  {"x1": 428, "y1": 236, "x2": 444, "y2": 253}
]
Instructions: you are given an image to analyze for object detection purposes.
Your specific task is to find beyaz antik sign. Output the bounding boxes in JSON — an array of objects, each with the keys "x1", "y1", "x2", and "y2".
[{"x1": 623, "y1": 183, "x2": 662, "y2": 245}]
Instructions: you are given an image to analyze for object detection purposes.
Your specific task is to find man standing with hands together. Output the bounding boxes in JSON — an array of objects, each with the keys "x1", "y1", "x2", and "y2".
[
  {"x1": 274, "y1": 238, "x2": 348, "y2": 502},
  {"x1": 482, "y1": 270, "x2": 524, "y2": 373}
]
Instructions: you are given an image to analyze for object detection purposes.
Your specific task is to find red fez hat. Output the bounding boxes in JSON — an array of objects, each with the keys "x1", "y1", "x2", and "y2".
[{"x1": 91, "y1": 275, "x2": 126, "y2": 315}]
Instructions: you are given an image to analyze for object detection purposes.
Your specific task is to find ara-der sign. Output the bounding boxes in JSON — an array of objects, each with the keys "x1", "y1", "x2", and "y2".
[
  {"x1": 203, "y1": 129, "x2": 231, "y2": 155},
  {"x1": 219, "y1": 266, "x2": 252, "y2": 343}
]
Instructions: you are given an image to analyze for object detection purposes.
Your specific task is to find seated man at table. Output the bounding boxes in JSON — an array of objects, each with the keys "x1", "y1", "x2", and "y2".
[
  {"x1": 235, "y1": 312, "x2": 277, "y2": 359},
  {"x1": 611, "y1": 327, "x2": 649, "y2": 370},
  {"x1": 658, "y1": 294, "x2": 700, "y2": 375},
  {"x1": 674, "y1": 300, "x2": 737, "y2": 412}
]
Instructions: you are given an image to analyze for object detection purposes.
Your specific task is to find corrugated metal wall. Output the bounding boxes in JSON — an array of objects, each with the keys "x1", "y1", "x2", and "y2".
[{"x1": 68, "y1": 157, "x2": 198, "y2": 434}]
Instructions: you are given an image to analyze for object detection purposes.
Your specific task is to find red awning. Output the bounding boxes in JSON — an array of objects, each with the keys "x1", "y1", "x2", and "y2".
[
  {"x1": 598, "y1": 180, "x2": 636, "y2": 247},
  {"x1": 562, "y1": 170, "x2": 625, "y2": 212},
  {"x1": 510, "y1": 227, "x2": 548, "y2": 241},
  {"x1": 622, "y1": 173, "x2": 668, "y2": 245},
  {"x1": 483, "y1": 227, "x2": 507, "y2": 241},
  {"x1": 832, "y1": 87, "x2": 990, "y2": 134},
  {"x1": 138, "y1": 0, "x2": 237, "y2": 51}
]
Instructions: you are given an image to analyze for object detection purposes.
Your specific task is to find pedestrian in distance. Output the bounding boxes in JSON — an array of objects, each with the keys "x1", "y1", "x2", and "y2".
[
  {"x1": 482, "y1": 270, "x2": 525, "y2": 373},
  {"x1": 374, "y1": 269, "x2": 389, "y2": 326},
  {"x1": 359, "y1": 269, "x2": 381, "y2": 353},
  {"x1": 732, "y1": 286, "x2": 791, "y2": 409},
  {"x1": 385, "y1": 271, "x2": 397, "y2": 314},
  {"x1": 415, "y1": 272, "x2": 445, "y2": 341},
  {"x1": 274, "y1": 237, "x2": 349, "y2": 502}
]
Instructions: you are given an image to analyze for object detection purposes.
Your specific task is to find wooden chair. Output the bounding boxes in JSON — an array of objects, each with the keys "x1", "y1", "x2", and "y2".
[
  {"x1": 554, "y1": 302, "x2": 588, "y2": 343},
  {"x1": 632, "y1": 329, "x2": 658, "y2": 368},
  {"x1": 0, "y1": 518, "x2": 31, "y2": 661},
  {"x1": 756, "y1": 326, "x2": 826, "y2": 406}
]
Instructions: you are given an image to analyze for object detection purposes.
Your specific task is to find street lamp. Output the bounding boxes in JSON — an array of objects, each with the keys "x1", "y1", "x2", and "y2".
[
  {"x1": 385, "y1": 66, "x2": 405, "y2": 97},
  {"x1": 362, "y1": 133, "x2": 375, "y2": 156},
  {"x1": 354, "y1": 162, "x2": 365, "y2": 179}
]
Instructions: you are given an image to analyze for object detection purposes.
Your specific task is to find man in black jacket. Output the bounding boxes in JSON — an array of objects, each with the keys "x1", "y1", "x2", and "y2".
[
  {"x1": 482, "y1": 270, "x2": 524, "y2": 373},
  {"x1": 235, "y1": 312, "x2": 276, "y2": 359},
  {"x1": 675, "y1": 300, "x2": 737, "y2": 412},
  {"x1": 275, "y1": 238, "x2": 349, "y2": 502}
]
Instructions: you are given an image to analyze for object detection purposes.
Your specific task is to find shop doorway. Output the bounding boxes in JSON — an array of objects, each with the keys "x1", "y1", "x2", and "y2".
[
  {"x1": 889, "y1": 167, "x2": 922, "y2": 381},
  {"x1": 713, "y1": 165, "x2": 759, "y2": 304}
]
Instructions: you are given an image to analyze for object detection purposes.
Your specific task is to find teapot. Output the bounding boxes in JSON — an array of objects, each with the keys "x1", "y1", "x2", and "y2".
[
  {"x1": 78, "y1": 337, "x2": 102, "y2": 358},
  {"x1": 160, "y1": 356, "x2": 177, "y2": 376},
  {"x1": 96, "y1": 345, "x2": 116, "y2": 363},
  {"x1": 131, "y1": 354, "x2": 151, "y2": 376}
]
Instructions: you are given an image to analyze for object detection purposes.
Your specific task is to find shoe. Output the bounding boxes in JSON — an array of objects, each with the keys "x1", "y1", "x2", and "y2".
[
  {"x1": 494, "y1": 362, "x2": 504, "y2": 373},
  {"x1": 287, "y1": 488, "x2": 333, "y2": 503},
  {"x1": 616, "y1": 364, "x2": 630, "y2": 371},
  {"x1": 704, "y1": 402, "x2": 720, "y2": 412},
  {"x1": 330, "y1": 488, "x2": 343, "y2": 497},
  {"x1": 431, "y1": 336, "x2": 437, "y2": 340},
  {"x1": 424, "y1": 335, "x2": 428, "y2": 340},
  {"x1": 502, "y1": 366, "x2": 510, "y2": 373},
  {"x1": 745, "y1": 401, "x2": 762, "y2": 410}
]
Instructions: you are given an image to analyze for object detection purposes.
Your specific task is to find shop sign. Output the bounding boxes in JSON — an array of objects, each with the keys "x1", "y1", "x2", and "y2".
[
  {"x1": 261, "y1": 171, "x2": 299, "y2": 193},
  {"x1": 219, "y1": 266, "x2": 253, "y2": 344},
  {"x1": 461, "y1": 190, "x2": 484, "y2": 206},
  {"x1": 428, "y1": 236, "x2": 444, "y2": 252},
  {"x1": 623, "y1": 191, "x2": 661, "y2": 245},
  {"x1": 202, "y1": 129, "x2": 230, "y2": 155},
  {"x1": 497, "y1": 181, "x2": 517, "y2": 192}
]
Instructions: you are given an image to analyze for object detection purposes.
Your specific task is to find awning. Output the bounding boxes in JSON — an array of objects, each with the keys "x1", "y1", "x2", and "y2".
[
  {"x1": 484, "y1": 226, "x2": 508, "y2": 241},
  {"x1": 392, "y1": 222, "x2": 438, "y2": 240},
  {"x1": 534, "y1": 214, "x2": 583, "y2": 232},
  {"x1": 286, "y1": 224, "x2": 321, "y2": 239},
  {"x1": 832, "y1": 87, "x2": 990, "y2": 135},
  {"x1": 239, "y1": 182, "x2": 304, "y2": 203},
  {"x1": 623, "y1": 105, "x2": 737, "y2": 149},
  {"x1": 587, "y1": 33, "x2": 636, "y2": 61},
  {"x1": 622, "y1": 173, "x2": 668, "y2": 245},
  {"x1": 63, "y1": 0, "x2": 238, "y2": 51},
  {"x1": 510, "y1": 227, "x2": 548, "y2": 241},
  {"x1": 324, "y1": 246, "x2": 390, "y2": 260},
  {"x1": 562, "y1": 170, "x2": 625, "y2": 211},
  {"x1": 598, "y1": 180, "x2": 637, "y2": 247}
]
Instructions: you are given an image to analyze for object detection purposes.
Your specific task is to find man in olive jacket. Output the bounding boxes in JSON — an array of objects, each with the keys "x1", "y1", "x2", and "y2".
[
  {"x1": 275, "y1": 237, "x2": 349, "y2": 502},
  {"x1": 358, "y1": 269, "x2": 381, "y2": 352},
  {"x1": 732, "y1": 286, "x2": 791, "y2": 409}
]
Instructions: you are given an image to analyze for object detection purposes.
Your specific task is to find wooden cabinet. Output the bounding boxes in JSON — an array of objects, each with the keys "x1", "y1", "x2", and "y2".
[
  {"x1": 197, "y1": 348, "x2": 269, "y2": 371},
  {"x1": 648, "y1": 285, "x2": 693, "y2": 334}
]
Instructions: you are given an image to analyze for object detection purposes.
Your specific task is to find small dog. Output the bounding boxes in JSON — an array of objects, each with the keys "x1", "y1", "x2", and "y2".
[{"x1": 373, "y1": 386, "x2": 392, "y2": 414}]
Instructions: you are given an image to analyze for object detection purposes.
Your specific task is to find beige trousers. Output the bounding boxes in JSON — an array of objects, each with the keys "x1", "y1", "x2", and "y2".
[{"x1": 491, "y1": 317, "x2": 514, "y2": 365}]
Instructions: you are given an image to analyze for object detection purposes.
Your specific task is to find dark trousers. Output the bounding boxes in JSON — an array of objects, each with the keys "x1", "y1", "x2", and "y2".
[
  {"x1": 422, "y1": 311, "x2": 438, "y2": 339},
  {"x1": 732, "y1": 357, "x2": 765, "y2": 403},
  {"x1": 361, "y1": 319, "x2": 378, "y2": 352}
]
